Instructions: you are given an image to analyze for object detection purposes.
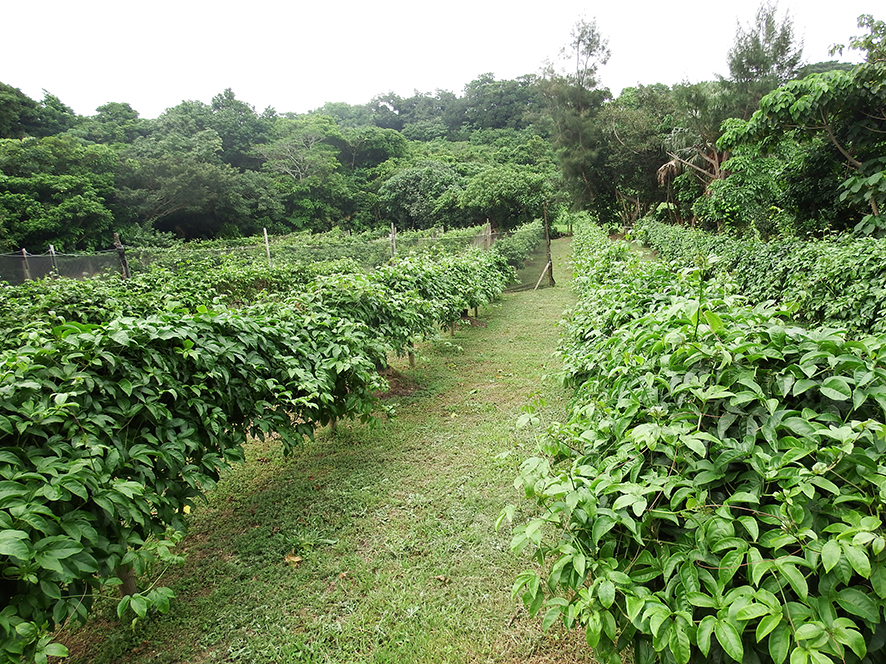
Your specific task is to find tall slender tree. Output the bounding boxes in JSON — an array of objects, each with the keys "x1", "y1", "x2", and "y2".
[
  {"x1": 540, "y1": 17, "x2": 612, "y2": 210},
  {"x1": 727, "y1": 1, "x2": 804, "y2": 117}
]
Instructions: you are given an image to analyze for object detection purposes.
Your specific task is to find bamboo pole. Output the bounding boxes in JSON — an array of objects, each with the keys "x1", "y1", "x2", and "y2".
[
  {"x1": 20, "y1": 248, "x2": 31, "y2": 282},
  {"x1": 48, "y1": 244, "x2": 59, "y2": 277}
]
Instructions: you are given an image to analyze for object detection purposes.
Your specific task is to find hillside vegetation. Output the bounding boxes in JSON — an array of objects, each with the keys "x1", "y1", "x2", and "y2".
[{"x1": 1, "y1": 10, "x2": 882, "y2": 251}]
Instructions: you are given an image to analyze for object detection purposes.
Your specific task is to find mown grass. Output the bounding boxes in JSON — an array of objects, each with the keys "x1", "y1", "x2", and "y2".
[{"x1": 58, "y1": 237, "x2": 596, "y2": 664}]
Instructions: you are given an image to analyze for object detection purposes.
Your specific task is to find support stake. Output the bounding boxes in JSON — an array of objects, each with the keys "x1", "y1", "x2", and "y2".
[
  {"x1": 534, "y1": 261, "x2": 551, "y2": 290},
  {"x1": 113, "y1": 233, "x2": 130, "y2": 279},
  {"x1": 543, "y1": 204, "x2": 555, "y2": 287}
]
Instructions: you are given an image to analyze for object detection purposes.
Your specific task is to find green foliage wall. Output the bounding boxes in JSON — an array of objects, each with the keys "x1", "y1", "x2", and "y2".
[
  {"x1": 0, "y1": 224, "x2": 543, "y2": 661},
  {"x1": 635, "y1": 219, "x2": 886, "y2": 334},
  {"x1": 510, "y1": 218, "x2": 886, "y2": 664}
]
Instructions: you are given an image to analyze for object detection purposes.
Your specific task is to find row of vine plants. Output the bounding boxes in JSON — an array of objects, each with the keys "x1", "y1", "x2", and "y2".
[
  {"x1": 123, "y1": 222, "x2": 497, "y2": 273},
  {"x1": 634, "y1": 219, "x2": 886, "y2": 335},
  {"x1": 0, "y1": 220, "x2": 544, "y2": 662},
  {"x1": 509, "y1": 217, "x2": 886, "y2": 664}
]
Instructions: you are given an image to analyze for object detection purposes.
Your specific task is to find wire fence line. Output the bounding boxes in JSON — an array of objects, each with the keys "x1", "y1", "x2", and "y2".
[{"x1": 0, "y1": 226, "x2": 500, "y2": 286}]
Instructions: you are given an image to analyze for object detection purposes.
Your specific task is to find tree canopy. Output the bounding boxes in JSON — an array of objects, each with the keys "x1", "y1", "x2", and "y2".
[{"x1": 0, "y1": 7, "x2": 880, "y2": 250}]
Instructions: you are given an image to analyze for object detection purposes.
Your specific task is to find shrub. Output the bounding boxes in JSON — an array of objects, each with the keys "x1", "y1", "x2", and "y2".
[{"x1": 510, "y1": 220, "x2": 886, "y2": 664}]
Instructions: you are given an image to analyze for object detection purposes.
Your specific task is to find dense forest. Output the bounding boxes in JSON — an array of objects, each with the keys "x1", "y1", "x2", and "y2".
[{"x1": 0, "y1": 6, "x2": 883, "y2": 253}]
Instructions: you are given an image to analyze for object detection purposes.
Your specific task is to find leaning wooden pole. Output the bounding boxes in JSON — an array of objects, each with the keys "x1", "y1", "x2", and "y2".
[{"x1": 534, "y1": 261, "x2": 551, "y2": 291}]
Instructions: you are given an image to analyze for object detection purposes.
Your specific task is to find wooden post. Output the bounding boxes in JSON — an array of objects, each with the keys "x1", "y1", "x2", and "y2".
[
  {"x1": 544, "y1": 205, "x2": 555, "y2": 287},
  {"x1": 263, "y1": 227, "x2": 271, "y2": 264},
  {"x1": 390, "y1": 223, "x2": 397, "y2": 258},
  {"x1": 48, "y1": 244, "x2": 59, "y2": 277},
  {"x1": 113, "y1": 233, "x2": 130, "y2": 279},
  {"x1": 20, "y1": 248, "x2": 31, "y2": 282}
]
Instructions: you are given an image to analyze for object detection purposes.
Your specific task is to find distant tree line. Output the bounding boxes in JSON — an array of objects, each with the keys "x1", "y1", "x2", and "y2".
[{"x1": 0, "y1": 4, "x2": 882, "y2": 252}]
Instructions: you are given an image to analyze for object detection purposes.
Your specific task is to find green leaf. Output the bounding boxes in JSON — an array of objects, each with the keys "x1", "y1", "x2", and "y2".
[
  {"x1": 0, "y1": 480, "x2": 26, "y2": 503},
  {"x1": 871, "y1": 565, "x2": 886, "y2": 598},
  {"x1": 738, "y1": 516, "x2": 759, "y2": 541},
  {"x1": 821, "y1": 540, "x2": 841, "y2": 573},
  {"x1": 597, "y1": 580, "x2": 616, "y2": 608},
  {"x1": 697, "y1": 615, "x2": 716, "y2": 657},
  {"x1": 0, "y1": 530, "x2": 31, "y2": 560},
  {"x1": 703, "y1": 309, "x2": 725, "y2": 335},
  {"x1": 756, "y1": 611, "x2": 782, "y2": 641},
  {"x1": 130, "y1": 594, "x2": 149, "y2": 618},
  {"x1": 718, "y1": 549, "x2": 744, "y2": 587},
  {"x1": 109, "y1": 329, "x2": 131, "y2": 346},
  {"x1": 573, "y1": 552, "x2": 586, "y2": 577},
  {"x1": 841, "y1": 543, "x2": 871, "y2": 578},
  {"x1": 728, "y1": 492, "x2": 760, "y2": 505},
  {"x1": 15, "y1": 621, "x2": 38, "y2": 639},
  {"x1": 768, "y1": 621, "x2": 791, "y2": 664},
  {"x1": 790, "y1": 647, "x2": 809, "y2": 664},
  {"x1": 809, "y1": 476, "x2": 839, "y2": 495},
  {"x1": 748, "y1": 547, "x2": 772, "y2": 586},
  {"x1": 687, "y1": 592, "x2": 718, "y2": 608},
  {"x1": 714, "y1": 619, "x2": 744, "y2": 662},
  {"x1": 777, "y1": 561, "x2": 808, "y2": 599},
  {"x1": 820, "y1": 377, "x2": 852, "y2": 401},
  {"x1": 592, "y1": 515, "x2": 616, "y2": 547},
  {"x1": 794, "y1": 623, "x2": 824, "y2": 641},
  {"x1": 35, "y1": 552, "x2": 65, "y2": 574},
  {"x1": 835, "y1": 588, "x2": 880, "y2": 623},
  {"x1": 682, "y1": 435, "x2": 707, "y2": 457},
  {"x1": 116, "y1": 595, "x2": 131, "y2": 619},
  {"x1": 147, "y1": 587, "x2": 174, "y2": 613},
  {"x1": 834, "y1": 623, "x2": 867, "y2": 659},
  {"x1": 542, "y1": 606, "x2": 561, "y2": 631},
  {"x1": 737, "y1": 603, "x2": 771, "y2": 621},
  {"x1": 782, "y1": 417, "x2": 818, "y2": 438},
  {"x1": 585, "y1": 610, "x2": 602, "y2": 647},
  {"x1": 792, "y1": 379, "x2": 818, "y2": 396},
  {"x1": 635, "y1": 638, "x2": 656, "y2": 664},
  {"x1": 44, "y1": 643, "x2": 69, "y2": 657},
  {"x1": 669, "y1": 624, "x2": 691, "y2": 664},
  {"x1": 40, "y1": 579, "x2": 62, "y2": 600},
  {"x1": 626, "y1": 595, "x2": 645, "y2": 622}
]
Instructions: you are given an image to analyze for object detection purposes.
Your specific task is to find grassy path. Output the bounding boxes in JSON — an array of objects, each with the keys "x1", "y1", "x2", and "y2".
[{"x1": 62, "y1": 237, "x2": 595, "y2": 664}]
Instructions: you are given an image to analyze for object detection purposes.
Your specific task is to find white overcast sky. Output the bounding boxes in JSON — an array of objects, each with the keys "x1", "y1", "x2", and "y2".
[{"x1": 1, "y1": 0, "x2": 875, "y2": 119}]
